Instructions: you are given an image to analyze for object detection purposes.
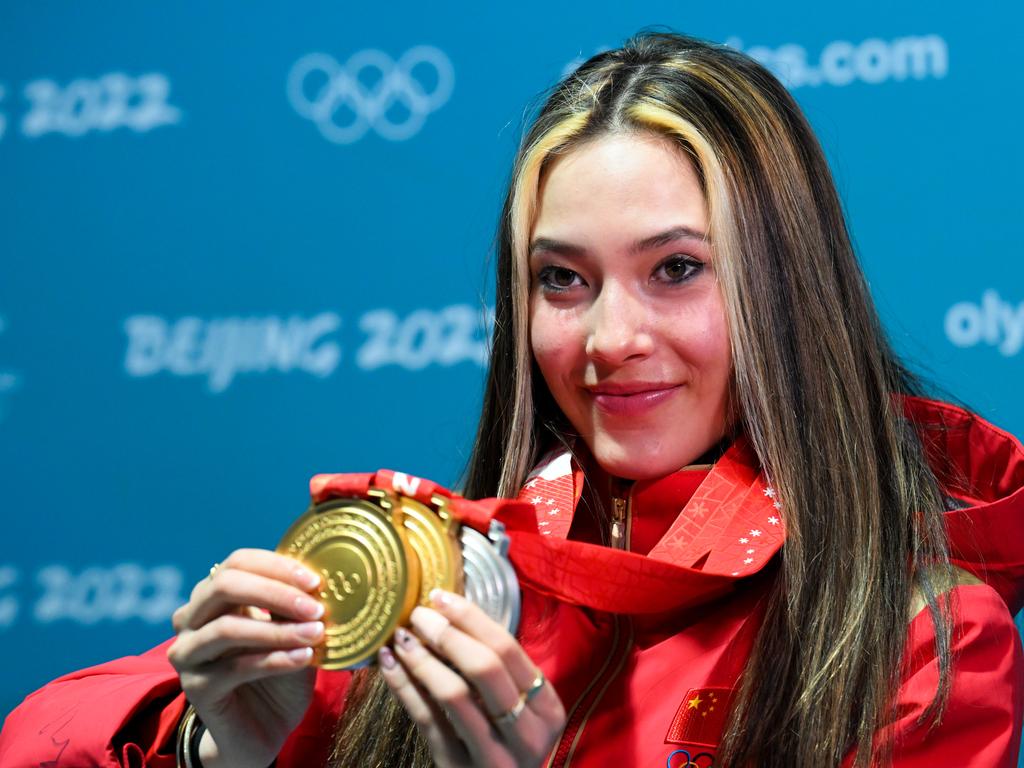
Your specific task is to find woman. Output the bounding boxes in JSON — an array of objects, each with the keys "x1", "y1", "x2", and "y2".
[{"x1": 2, "y1": 31, "x2": 1023, "y2": 768}]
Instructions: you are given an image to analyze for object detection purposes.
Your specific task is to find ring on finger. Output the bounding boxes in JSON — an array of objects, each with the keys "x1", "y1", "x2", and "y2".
[
  {"x1": 208, "y1": 562, "x2": 221, "y2": 580},
  {"x1": 523, "y1": 670, "x2": 546, "y2": 703},
  {"x1": 491, "y1": 696, "x2": 526, "y2": 729}
]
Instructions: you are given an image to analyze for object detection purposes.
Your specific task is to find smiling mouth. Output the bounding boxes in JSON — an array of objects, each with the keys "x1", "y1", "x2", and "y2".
[{"x1": 587, "y1": 383, "x2": 683, "y2": 415}]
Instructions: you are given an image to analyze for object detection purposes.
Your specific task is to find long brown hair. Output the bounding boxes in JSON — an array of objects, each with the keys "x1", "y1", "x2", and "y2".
[{"x1": 332, "y1": 31, "x2": 953, "y2": 766}]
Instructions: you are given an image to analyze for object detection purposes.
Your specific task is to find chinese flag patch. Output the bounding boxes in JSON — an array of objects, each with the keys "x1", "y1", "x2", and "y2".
[{"x1": 666, "y1": 687, "x2": 734, "y2": 747}]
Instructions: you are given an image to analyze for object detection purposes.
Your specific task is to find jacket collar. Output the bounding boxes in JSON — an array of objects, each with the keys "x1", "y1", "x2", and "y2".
[{"x1": 510, "y1": 397, "x2": 1024, "y2": 613}]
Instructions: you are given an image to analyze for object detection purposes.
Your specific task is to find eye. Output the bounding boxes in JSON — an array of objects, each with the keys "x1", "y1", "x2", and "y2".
[
  {"x1": 656, "y1": 254, "x2": 703, "y2": 284},
  {"x1": 537, "y1": 265, "x2": 584, "y2": 292}
]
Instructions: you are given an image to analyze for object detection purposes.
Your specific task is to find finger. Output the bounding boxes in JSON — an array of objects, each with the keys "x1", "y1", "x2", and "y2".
[
  {"x1": 172, "y1": 550, "x2": 321, "y2": 632},
  {"x1": 168, "y1": 614, "x2": 324, "y2": 668},
  {"x1": 392, "y1": 627, "x2": 511, "y2": 767},
  {"x1": 179, "y1": 567, "x2": 325, "y2": 631},
  {"x1": 409, "y1": 606, "x2": 520, "y2": 720},
  {"x1": 179, "y1": 647, "x2": 316, "y2": 703},
  {"x1": 377, "y1": 646, "x2": 470, "y2": 767},
  {"x1": 429, "y1": 590, "x2": 542, "y2": 694}
]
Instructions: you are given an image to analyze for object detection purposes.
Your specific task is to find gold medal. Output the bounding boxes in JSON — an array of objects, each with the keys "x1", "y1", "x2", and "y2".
[
  {"x1": 276, "y1": 497, "x2": 420, "y2": 670},
  {"x1": 280, "y1": 473, "x2": 520, "y2": 669},
  {"x1": 396, "y1": 494, "x2": 463, "y2": 603}
]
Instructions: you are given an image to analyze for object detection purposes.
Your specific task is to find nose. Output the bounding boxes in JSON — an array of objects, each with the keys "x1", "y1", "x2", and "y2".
[{"x1": 584, "y1": 282, "x2": 654, "y2": 364}]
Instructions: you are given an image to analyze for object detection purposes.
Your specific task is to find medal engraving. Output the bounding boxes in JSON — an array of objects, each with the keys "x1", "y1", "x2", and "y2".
[{"x1": 277, "y1": 499, "x2": 419, "y2": 670}]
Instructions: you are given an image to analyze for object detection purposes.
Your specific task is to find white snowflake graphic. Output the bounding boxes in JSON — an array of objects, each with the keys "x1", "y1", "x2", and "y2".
[
  {"x1": 538, "y1": 520, "x2": 549, "y2": 527},
  {"x1": 763, "y1": 487, "x2": 776, "y2": 499},
  {"x1": 744, "y1": 557, "x2": 754, "y2": 564},
  {"x1": 530, "y1": 496, "x2": 544, "y2": 505},
  {"x1": 549, "y1": 508, "x2": 559, "y2": 515},
  {"x1": 545, "y1": 498, "x2": 555, "y2": 506},
  {"x1": 773, "y1": 500, "x2": 782, "y2": 510},
  {"x1": 750, "y1": 529, "x2": 762, "y2": 537},
  {"x1": 739, "y1": 537, "x2": 749, "y2": 544},
  {"x1": 767, "y1": 516, "x2": 780, "y2": 526},
  {"x1": 746, "y1": 548, "x2": 755, "y2": 554}
]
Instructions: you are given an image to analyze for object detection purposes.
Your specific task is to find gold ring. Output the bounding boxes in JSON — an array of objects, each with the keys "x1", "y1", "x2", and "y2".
[
  {"x1": 208, "y1": 562, "x2": 221, "y2": 579},
  {"x1": 523, "y1": 670, "x2": 545, "y2": 702},
  {"x1": 491, "y1": 696, "x2": 526, "y2": 729}
]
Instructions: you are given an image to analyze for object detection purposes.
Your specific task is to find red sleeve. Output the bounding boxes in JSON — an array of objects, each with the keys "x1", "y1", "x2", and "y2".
[
  {"x1": 0, "y1": 639, "x2": 185, "y2": 767},
  {"x1": 0, "y1": 639, "x2": 351, "y2": 768},
  {"x1": 859, "y1": 584, "x2": 1024, "y2": 767}
]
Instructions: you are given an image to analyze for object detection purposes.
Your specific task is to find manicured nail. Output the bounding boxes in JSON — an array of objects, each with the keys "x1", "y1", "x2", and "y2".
[
  {"x1": 295, "y1": 567, "x2": 321, "y2": 590},
  {"x1": 395, "y1": 627, "x2": 418, "y2": 649},
  {"x1": 287, "y1": 647, "x2": 313, "y2": 663},
  {"x1": 379, "y1": 646, "x2": 397, "y2": 669},
  {"x1": 295, "y1": 621, "x2": 323, "y2": 641},
  {"x1": 429, "y1": 589, "x2": 454, "y2": 608},
  {"x1": 410, "y1": 606, "x2": 449, "y2": 645},
  {"x1": 296, "y1": 596, "x2": 325, "y2": 619}
]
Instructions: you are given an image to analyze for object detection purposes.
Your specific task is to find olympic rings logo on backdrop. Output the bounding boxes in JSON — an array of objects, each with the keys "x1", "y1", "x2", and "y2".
[{"x1": 287, "y1": 46, "x2": 454, "y2": 144}]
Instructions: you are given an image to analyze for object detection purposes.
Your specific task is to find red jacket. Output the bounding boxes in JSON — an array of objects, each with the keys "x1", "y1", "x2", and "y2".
[{"x1": 2, "y1": 397, "x2": 1023, "y2": 767}]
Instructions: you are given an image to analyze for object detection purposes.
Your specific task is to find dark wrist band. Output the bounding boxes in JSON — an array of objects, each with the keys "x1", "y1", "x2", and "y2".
[{"x1": 188, "y1": 719, "x2": 207, "y2": 768}]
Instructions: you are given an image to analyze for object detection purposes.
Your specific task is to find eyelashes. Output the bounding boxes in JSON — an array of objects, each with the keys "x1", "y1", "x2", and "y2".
[{"x1": 535, "y1": 254, "x2": 705, "y2": 293}]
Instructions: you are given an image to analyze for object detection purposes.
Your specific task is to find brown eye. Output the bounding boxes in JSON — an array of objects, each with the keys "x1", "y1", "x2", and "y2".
[
  {"x1": 658, "y1": 255, "x2": 702, "y2": 283},
  {"x1": 538, "y1": 266, "x2": 583, "y2": 291}
]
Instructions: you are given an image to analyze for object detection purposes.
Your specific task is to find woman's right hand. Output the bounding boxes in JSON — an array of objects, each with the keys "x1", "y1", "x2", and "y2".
[{"x1": 167, "y1": 549, "x2": 326, "y2": 768}]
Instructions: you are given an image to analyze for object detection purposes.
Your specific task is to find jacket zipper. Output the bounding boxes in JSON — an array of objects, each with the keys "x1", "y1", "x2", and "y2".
[
  {"x1": 610, "y1": 485, "x2": 631, "y2": 550},
  {"x1": 547, "y1": 487, "x2": 634, "y2": 766},
  {"x1": 547, "y1": 613, "x2": 635, "y2": 768}
]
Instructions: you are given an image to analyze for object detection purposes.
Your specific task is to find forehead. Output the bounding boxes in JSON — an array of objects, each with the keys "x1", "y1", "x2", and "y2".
[{"x1": 532, "y1": 132, "x2": 708, "y2": 242}]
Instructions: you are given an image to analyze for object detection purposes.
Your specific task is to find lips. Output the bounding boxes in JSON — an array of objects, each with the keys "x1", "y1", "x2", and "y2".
[{"x1": 587, "y1": 382, "x2": 683, "y2": 416}]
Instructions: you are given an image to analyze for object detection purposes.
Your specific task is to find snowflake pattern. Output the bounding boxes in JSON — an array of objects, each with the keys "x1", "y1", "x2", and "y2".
[
  {"x1": 773, "y1": 500, "x2": 782, "y2": 510},
  {"x1": 530, "y1": 496, "x2": 543, "y2": 505},
  {"x1": 744, "y1": 557, "x2": 754, "y2": 564},
  {"x1": 767, "y1": 516, "x2": 779, "y2": 526},
  {"x1": 549, "y1": 509, "x2": 559, "y2": 515},
  {"x1": 739, "y1": 537, "x2": 749, "y2": 544},
  {"x1": 763, "y1": 487, "x2": 776, "y2": 499},
  {"x1": 746, "y1": 548, "x2": 755, "y2": 554},
  {"x1": 545, "y1": 498, "x2": 555, "y2": 506},
  {"x1": 750, "y1": 529, "x2": 762, "y2": 537}
]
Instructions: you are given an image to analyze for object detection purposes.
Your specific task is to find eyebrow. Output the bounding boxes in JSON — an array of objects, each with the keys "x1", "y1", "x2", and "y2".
[{"x1": 529, "y1": 225, "x2": 711, "y2": 258}]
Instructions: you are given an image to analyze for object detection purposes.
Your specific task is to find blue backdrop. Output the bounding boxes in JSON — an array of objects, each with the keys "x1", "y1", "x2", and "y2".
[{"x1": 2, "y1": 1, "x2": 1022, "y2": 758}]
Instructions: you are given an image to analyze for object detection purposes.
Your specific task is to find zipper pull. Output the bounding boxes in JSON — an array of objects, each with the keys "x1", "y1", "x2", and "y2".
[{"x1": 611, "y1": 496, "x2": 627, "y2": 550}]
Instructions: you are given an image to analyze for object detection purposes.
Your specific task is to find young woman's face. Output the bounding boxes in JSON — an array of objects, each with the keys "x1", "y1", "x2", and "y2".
[{"x1": 528, "y1": 133, "x2": 732, "y2": 480}]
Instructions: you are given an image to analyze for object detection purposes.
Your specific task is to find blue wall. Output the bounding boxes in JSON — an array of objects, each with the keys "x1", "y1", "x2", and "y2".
[{"x1": 2, "y1": 1, "x2": 1022, "y2": 756}]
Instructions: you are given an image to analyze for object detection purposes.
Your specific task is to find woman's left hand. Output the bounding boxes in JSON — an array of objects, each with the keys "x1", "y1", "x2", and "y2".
[{"x1": 379, "y1": 589, "x2": 566, "y2": 768}]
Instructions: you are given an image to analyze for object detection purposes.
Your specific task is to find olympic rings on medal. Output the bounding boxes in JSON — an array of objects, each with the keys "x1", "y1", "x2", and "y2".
[{"x1": 287, "y1": 46, "x2": 455, "y2": 144}]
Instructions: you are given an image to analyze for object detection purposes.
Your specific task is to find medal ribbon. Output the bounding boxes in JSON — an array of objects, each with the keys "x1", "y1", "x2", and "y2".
[{"x1": 309, "y1": 438, "x2": 784, "y2": 616}]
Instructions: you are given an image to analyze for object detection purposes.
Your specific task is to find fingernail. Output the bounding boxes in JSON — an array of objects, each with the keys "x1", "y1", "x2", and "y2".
[
  {"x1": 296, "y1": 596, "x2": 325, "y2": 619},
  {"x1": 295, "y1": 567, "x2": 321, "y2": 590},
  {"x1": 395, "y1": 627, "x2": 418, "y2": 649},
  {"x1": 295, "y1": 621, "x2": 323, "y2": 641},
  {"x1": 287, "y1": 647, "x2": 313, "y2": 663},
  {"x1": 410, "y1": 606, "x2": 449, "y2": 645},
  {"x1": 379, "y1": 646, "x2": 397, "y2": 669},
  {"x1": 429, "y1": 589, "x2": 454, "y2": 608}
]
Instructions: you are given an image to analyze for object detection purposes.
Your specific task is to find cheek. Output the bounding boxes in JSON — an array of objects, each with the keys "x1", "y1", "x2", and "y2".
[{"x1": 529, "y1": 306, "x2": 580, "y2": 377}]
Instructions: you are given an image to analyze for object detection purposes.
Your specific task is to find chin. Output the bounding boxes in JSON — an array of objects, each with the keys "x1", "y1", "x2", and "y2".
[{"x1": 593, "y1": 449, "x2": 681, "y2": 482}]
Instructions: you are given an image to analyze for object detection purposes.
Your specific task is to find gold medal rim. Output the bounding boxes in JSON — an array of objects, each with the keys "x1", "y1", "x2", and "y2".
[{"x1": 399, "y1": 496, "x2": 464, "y2": 602}]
